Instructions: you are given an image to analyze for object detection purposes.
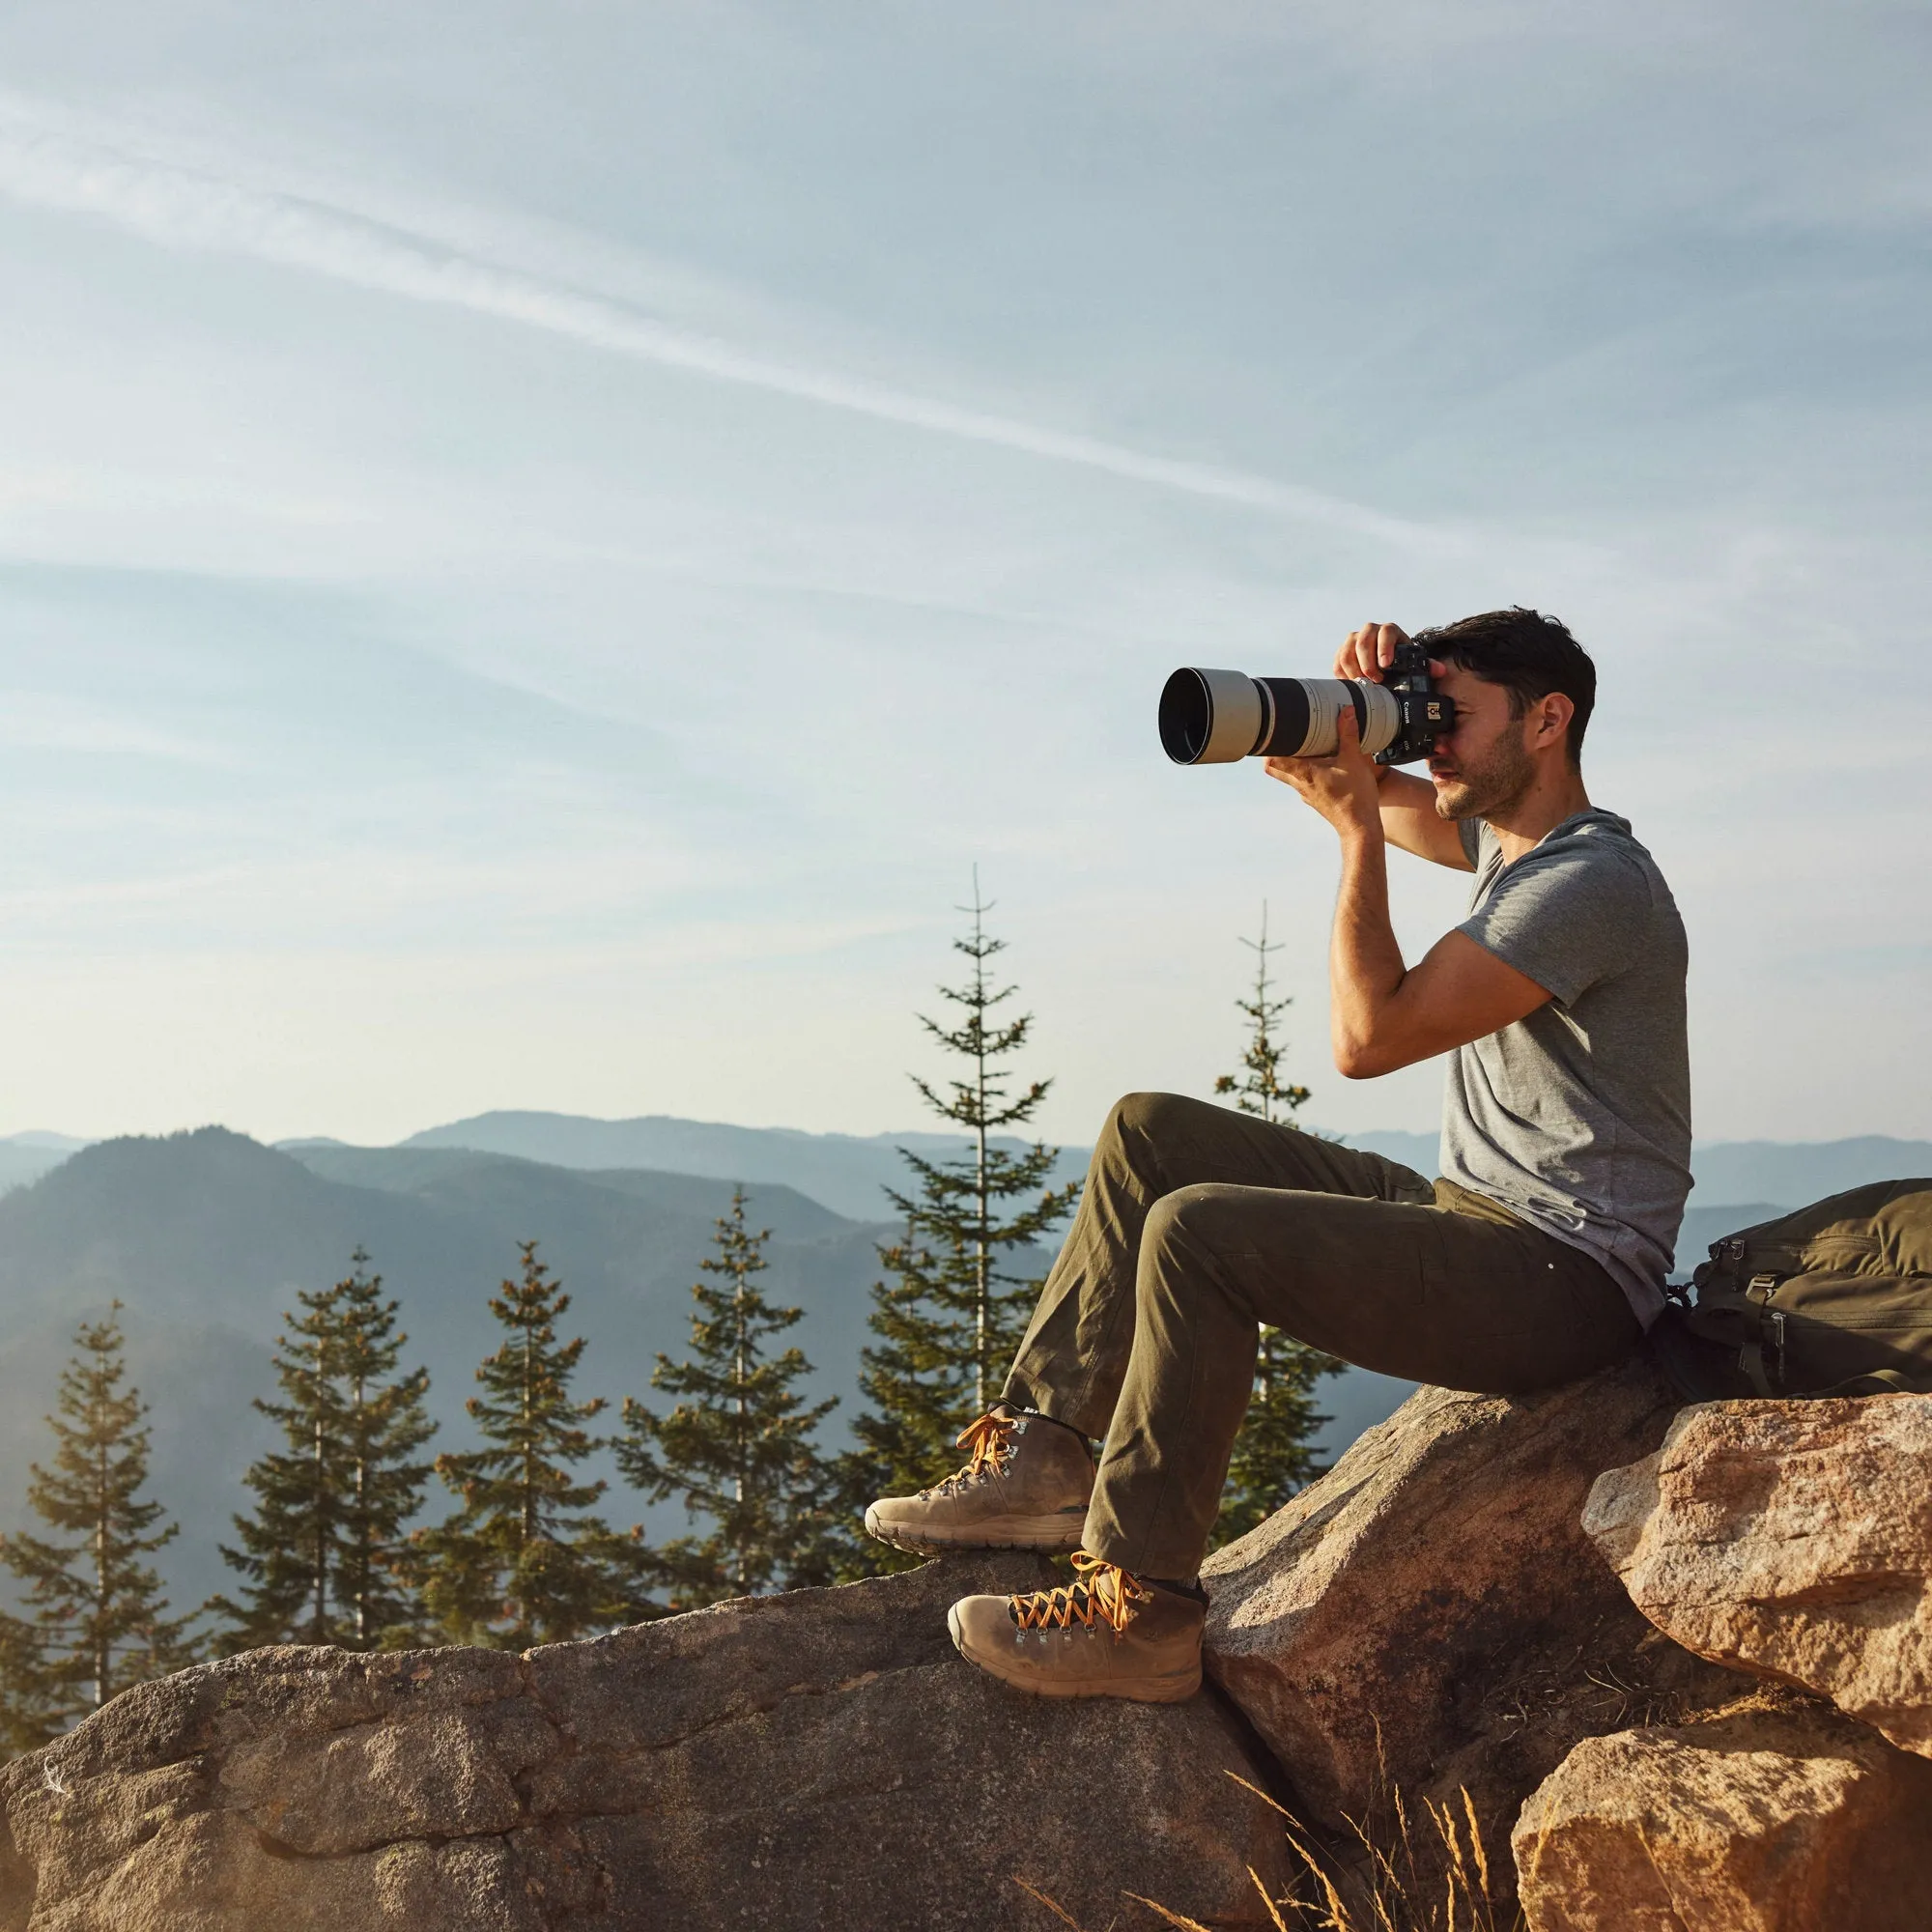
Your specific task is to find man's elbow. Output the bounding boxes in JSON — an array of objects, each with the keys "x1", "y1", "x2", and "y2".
[
  {"x1": 1334, "y1": 1027, "x2": 1428, "y2": 1080},
  {"x1": 1333, "y1": 1038, "x2": 1394, "y2": 1081}
]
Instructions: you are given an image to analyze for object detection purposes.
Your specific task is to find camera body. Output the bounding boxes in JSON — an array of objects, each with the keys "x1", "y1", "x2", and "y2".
[
  {"x1": 1158, "y1": 639, "x2": 1456, "y2": 768},
  {"x1": 1373, "y1": 640, "x2": 1457, "y2": 767}
]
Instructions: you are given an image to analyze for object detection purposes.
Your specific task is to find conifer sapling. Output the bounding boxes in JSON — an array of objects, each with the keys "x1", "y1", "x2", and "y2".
[
  {"x1": 620, "y1": 1189, "x2": 839, "y2": 1606},
  {"x1": 417, "y1": 1241, "x2": 639, "y2": 1647},
  {"x1": 1209, "y1": 904, "x2": 1340, "y2": 1548},
  {"x1": 0, "y1": 1306, "x2": 192, "y2": 1742},
  {"x1": 212, "y1": 1249, "x2": 435, "y2": 1651},
  {"x1": 848, "y1": 878, "x2": 1079, "y2": 1560}
]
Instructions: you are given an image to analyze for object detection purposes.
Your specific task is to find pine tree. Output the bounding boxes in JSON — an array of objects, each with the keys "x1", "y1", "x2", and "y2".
[
  {"x1": 0, "y1": 1307, "x2": 192, "y2": 1741},
  {"x1": 1210, "y1": 905, "x2": 1341, "y2": 1548},
  {"x1": 212, "y1": 1249, "x2": 435, "y2": 1651},
  {"x1": 618, "y1": 1190, "x2": 840, "y2": 1608},
  {"x1": 334, "y1": 1254, "x2": 438, "y2": 1647},
  {"x1": 213, "y1": 1273, "x2": 349, "y2": 1646},
  {"x1": 417, "y1": 1241, "x2": 639, "y2": 1647},
  {"x1": 842, "y1": 1215, "x2": 960, "y2": 1577},
  {"x1": 0, "y1": 1612, "x2": 55, "y2": 1757},
  {"x1": 847, "y1": 879, "x2": 1080, "y2": 1547},
  {"x1": 1213, "y1": 902, "x2": 1313, "y2": 1123}
]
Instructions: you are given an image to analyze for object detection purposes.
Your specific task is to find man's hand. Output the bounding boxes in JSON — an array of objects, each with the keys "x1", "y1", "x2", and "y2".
[
  {"x1": 1328, "y1": 620, "x2": 1471, "y2": 870},
  {"x1": 1333, "y1": 620, "x2": 1442, "y2": 686},
  {"x1": 1335, "y1": 620, "x2": 1406, "y2": 681},
  {"x1": 1264, "y1": 702, "x2": 1381, "y2": 837}
]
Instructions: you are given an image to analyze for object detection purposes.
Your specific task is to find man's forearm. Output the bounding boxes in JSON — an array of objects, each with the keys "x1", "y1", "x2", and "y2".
[{"x1": 1329, "y1": 824, "x2": 1409, "y2": 1078}]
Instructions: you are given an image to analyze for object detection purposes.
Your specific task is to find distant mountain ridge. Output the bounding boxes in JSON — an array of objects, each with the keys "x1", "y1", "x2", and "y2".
[
  {"x1": 4, "y1": 1112, "x2": 1927, "y2": 1223},
  {"x1": 0, "y1": 1128, "x2": 898, "y2": 1610},
  {"x1": 399, "y1": 1110, "x2": 1092, "y2": 1222},
  {"x1": 397, "y1": 1110, "x2": 1932, "y2": 1223},
  {"x1": 0, "y1": 1113, "x2": 1926, "y2": 1621},
  {"x1": 1684, "y1": 1137, "x2": 1932, "y2": 1206},
  {"x1": 0, "y1": 1134, "x2": 89, "y2": 1197}
]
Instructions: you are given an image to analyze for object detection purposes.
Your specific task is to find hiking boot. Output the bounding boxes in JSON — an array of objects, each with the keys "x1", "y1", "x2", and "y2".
[
  {"x1": 863, "y1": 1406, "x2": 1094, "y2": 1556},
  {"x1": 947, "y1": 1552, "x2": 1204, "y2": 1703}
]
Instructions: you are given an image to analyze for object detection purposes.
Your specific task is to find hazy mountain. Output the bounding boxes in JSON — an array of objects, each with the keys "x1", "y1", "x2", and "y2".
[
  {"x1": 4, "y1": 1113, "x2": 1927, "y2": 1627},
  {"x1": 0, "y1": 1135, "x2": 89, "y2": 1198},
  {"x1": 399, "y1": 1110, "x2": 1092, "y2": 1222},
  {"x1": 0, "y1": 1126, "x2": 1420, "y2": 1617},
  {"x1": 1340, "y1": 1129, "x2": 1442, "y2": 1175},
  {"x1": 1686, "y1": 1139, "x2": 1932, "y2": 1208},
  {"x1": 400, "y1": 1110, "x2": 1932, "y2": 1227},
  {"x1": 0, "y1": 1129, "x2": 897, "y2": 1610},
  {"x1": 403, "y1": 1110, "x2": 1441, "y2": 1221}
]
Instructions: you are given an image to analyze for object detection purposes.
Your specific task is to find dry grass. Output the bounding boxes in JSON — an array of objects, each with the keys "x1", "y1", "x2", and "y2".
[
  {"x1": 1238, "y1": 1771, "x2": 1523, "y2": 1932},
  {"x1": 1014, "y1": 1770, "x2": 1522, "y2": 1932}
]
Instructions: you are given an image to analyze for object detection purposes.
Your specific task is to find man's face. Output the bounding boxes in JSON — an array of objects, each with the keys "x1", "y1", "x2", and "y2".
[{"x1": 1427, "y1": 665, "x2": 1534, "y2": 821}]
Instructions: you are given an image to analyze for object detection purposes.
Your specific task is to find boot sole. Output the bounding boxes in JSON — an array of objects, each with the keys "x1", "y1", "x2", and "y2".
[
  {"x1": 946, "y1": 1605, "x2": 1201, "y2": 1703},
  {"x1": 863, "y1": 1505, "x2": 1085, "y2": 1556}
]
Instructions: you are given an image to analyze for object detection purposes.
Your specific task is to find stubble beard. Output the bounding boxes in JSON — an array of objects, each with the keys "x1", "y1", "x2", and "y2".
[{"x1": 1432, "y1": 729, "x2": 1535, "y2": 824}]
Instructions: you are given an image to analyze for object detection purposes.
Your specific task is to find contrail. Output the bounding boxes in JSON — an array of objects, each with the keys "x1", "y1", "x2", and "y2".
[{"x1": 0, "y1": 105, "x2": 1448, "y2": 552}]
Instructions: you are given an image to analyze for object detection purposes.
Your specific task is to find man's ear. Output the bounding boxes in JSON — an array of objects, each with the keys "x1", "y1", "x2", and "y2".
[{"x1": 1531, "y1": 691, "x2": 1575, "y2": 753}]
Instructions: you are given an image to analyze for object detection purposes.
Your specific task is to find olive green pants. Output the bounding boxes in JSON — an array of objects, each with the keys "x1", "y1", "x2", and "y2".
[{"x1": 1002, "y1": 1092, "x2": 1641, "y2": 1580}]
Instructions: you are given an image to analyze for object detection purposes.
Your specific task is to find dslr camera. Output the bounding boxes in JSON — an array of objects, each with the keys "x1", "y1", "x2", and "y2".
[{"x1": 1158, "y1": 639, "x2": 1455, "y2": 768}]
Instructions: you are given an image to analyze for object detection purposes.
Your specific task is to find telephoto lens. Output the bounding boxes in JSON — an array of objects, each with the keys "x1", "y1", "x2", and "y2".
[{"x1": 1157, "y1": 644, "x2": 1454, "y2": 768}]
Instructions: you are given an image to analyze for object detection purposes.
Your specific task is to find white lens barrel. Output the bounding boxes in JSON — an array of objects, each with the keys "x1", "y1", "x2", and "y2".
[
  {"x1": 1192, "y1": 668, "x2": 1268, "y2": 763},
  {"x1": 1281, "y1": 678, "x2": 1400, "y2": 757},
  {"x1": 1355, "y1": 679, "x2": 1400, "y2": 756},
  {"x1": 1159, "y1": 666, "x2": 1406, "y2": 764}
]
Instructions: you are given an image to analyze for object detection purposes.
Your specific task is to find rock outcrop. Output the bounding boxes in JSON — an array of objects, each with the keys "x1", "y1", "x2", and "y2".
[
  {"x1": 22, "y1": 1377, "x2": 1932, "y2": 1928},
  {"x1": 1201, "y1": 1359, "x2": 1740, "y2": 1836},
  {"x1": 1512, "y1": 1699, "x2": 1932, "y2": 1931},
  {"x1": 1584, "y1": 1395, "x2": 1932, "y2": 1756},
  {"x1": 0, "y1": 1553, "x2": 1289, "y2": 1932}
]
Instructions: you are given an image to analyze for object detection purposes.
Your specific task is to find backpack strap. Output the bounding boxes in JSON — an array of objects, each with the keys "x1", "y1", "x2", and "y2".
[
  {"x1": 1646, "y1": 1304, "x2": 1742, "y2": 1403},
  {"x1": 1805, "y1": 1366, "x2": 1932, "y2": 1399},
  {"x1": 1737, "y1": 1274, "x2": 1786, "y2": 1397}
]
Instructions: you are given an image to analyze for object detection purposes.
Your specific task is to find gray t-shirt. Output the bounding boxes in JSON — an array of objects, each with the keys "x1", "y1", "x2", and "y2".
[{"x1": 1441, "y1": 809, "x2": 1690, "y2": 1327}]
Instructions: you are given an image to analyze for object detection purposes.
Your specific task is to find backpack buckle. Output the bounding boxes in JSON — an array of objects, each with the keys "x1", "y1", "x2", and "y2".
[{"x1": 1739, "y1": 1275, "x2": 1785, "y2": 1395}]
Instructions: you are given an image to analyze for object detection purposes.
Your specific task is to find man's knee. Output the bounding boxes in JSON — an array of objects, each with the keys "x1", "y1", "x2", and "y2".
[
  {"x1": 1105, "y1": 1090, "x2": 1211, "y2": 1153},
  {"x1": 1141, "y1": 1183, "x2": 1245, "y2": 1278}
]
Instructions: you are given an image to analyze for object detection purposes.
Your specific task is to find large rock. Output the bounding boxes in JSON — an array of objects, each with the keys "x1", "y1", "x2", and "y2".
[
  {"x1": 0, "y1": 1555, "x2": 1289, "y2": 1932},
  {"x1": 1202, "y1": 1360, "x2": 1740, "y2": 1837},
  {"x1": 1512, "y1": 1700, "x2": 1932, "y2": 1931},
  {"x1": 1585, "y1": 1395, "x2": 1932, "y2": 1757}
]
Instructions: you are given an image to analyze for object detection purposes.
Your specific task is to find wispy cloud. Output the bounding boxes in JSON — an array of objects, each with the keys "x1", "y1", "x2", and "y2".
[
  {"x1": 0, "y1": 96, "x2": 1448, "y2": 553},
  {"x1": 0, "y1": 691, "x2": 243, "y2": 769}
]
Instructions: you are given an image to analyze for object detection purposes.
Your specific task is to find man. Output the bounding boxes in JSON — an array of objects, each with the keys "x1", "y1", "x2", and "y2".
[{"x1": 864, "y1": 608, "x2": 1690, "y2": 1703}]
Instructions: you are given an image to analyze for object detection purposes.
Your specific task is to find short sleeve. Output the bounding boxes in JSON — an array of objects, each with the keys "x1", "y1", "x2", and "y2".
[{"x1": 1458, "y1": 840, "x2": 1652, "y2": 1006}]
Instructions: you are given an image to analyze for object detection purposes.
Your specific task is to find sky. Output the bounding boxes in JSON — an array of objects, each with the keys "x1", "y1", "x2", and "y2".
[{"x1": 0, "y1": 1, "x2": 1926, "y2": 1151}]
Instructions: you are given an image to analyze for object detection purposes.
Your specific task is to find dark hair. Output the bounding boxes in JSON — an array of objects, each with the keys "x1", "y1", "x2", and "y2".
[{"x1": 1417, "y1": 607, "x2": 1596, "y2": 767}]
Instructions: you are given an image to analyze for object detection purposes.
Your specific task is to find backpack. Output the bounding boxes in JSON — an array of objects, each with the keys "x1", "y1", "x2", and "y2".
[{"x1": 1648, "y1": 1179, "x2": 1932, "y2": 1403}]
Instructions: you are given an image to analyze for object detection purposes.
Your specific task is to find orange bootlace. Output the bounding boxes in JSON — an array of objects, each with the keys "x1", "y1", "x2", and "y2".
[
  {"x1": 923, "y1": 1409, "x2": 1017, "y2": 1496},
  {"x1": 1009, "y1": 1551, "x2": 1151, "y2": 1639}
]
